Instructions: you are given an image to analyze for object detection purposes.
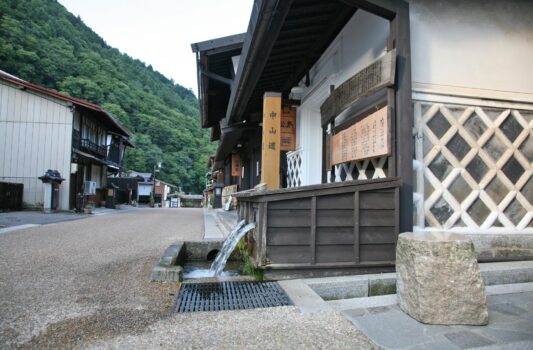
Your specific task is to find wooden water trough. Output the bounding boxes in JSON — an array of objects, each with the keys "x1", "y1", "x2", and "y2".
[{"x1": 233, "y1": 177, "x2": 401, "y2": 279}]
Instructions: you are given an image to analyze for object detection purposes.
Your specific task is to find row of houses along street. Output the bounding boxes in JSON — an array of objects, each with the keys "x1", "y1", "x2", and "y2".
[{"x1": 1, "y1": 0, "x2": 533, "y2": 349}]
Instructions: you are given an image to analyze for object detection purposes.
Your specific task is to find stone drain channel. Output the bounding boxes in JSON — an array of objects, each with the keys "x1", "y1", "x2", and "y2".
[{"x1": 151, "y1": 240, "x2": 533, "y2": 315}]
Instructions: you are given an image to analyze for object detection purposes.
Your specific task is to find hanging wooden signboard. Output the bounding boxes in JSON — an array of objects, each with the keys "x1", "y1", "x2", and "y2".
[
  {"x1": 261, "y1": 92, "x2": 281, "y2": 189},
  {"x1": 321, "y1": 49, "x2": 396, "y2": 125},
  {"x1": 330, "y1": 106, "x2": 390, "y2": 165},
  {"x1": 231, "y1": 153, "x2": 242, "y2": 177},
  {"x1": 280, "y1": 107, "x2": 296, "y2": 151}
]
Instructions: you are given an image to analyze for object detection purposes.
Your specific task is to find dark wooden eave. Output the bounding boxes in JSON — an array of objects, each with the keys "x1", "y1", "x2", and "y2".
[
  {"x1": 211, "y1": 0, "x2": 357, "y2": 166},
  {"x1": 226, "y1": 0, "x2": 357, "y2": 125},
  {"x1": 191, "y1": 33, "x2": 245, "y2": 128}
]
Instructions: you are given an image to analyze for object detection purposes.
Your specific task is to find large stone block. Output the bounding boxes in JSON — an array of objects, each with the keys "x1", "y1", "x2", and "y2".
[{"x1": 396, "y1": 232, "x2": 488, "y2": 325}]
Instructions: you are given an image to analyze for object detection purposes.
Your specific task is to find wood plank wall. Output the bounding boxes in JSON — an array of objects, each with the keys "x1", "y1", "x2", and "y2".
[
  {"x1": 266, "y1": 189, "x2": 398, "y2": 266},
  {"x1": 236, "y1": 179, "x2": 401, "y2": 271}
]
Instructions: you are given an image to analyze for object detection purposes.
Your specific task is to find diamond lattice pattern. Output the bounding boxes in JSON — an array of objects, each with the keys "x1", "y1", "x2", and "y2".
[
  {"x1": 329, "y1": 157, "x2": 388, "y2": 183},
  {"x1": 287, "y1": 149, "x2": 303, "y2": 188},
  {"x1": 414, "y1": 102, "x2": 533, "y2": 231}
]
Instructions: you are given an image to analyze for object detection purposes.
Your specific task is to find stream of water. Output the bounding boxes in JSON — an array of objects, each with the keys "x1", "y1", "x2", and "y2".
[
  {"x1": 183, "y1": 219, "x2": 256, "y2": 279},
  {"x1": 210, "y1": 220, "x2": 255, "y2": 276}
]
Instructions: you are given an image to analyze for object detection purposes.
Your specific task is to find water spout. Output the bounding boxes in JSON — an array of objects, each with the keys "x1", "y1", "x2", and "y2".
[{"x1": 209, "y1": 220, "x2": 256, "y2": 276}]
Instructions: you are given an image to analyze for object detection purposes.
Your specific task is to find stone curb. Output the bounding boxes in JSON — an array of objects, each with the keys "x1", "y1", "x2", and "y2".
[
  {"x1": 327, "y1": 282, "x2": 533, "y2": 311},
  {"x1": 297, "y1": 261, "x2": 533, "y2": 301},
  {"x1": 302, "y1": 273, "x2": 397, "y2": 300},
  {"x1": 150, "y1": 241, "x2": 186, "y2": 282},
  {"x1": 150, "y1": 265, "x2": 183, "y2": 282}
]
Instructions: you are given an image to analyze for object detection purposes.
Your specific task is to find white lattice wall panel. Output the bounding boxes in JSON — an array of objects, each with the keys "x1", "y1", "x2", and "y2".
[
  {"x1": 287, "y1": 149, "x2": 303, "y2": 188},
  {"x1": 328, "y1": 157, "x2": 388, "y2": 183},
  {"x1": 414, "y1": 100, "x2": 533, "y2": 232}
]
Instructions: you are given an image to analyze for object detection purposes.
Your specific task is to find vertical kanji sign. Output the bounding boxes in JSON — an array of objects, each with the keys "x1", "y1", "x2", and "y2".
[
  {"x1": 280, "y1": 107, "x2": 296, "y2": 151},
  {"x1": 231, "y1": 153, "x2": 242, "y2": 177},
  {"x1": 261, "y1": 92, "x2": 281, "y2": 189}
]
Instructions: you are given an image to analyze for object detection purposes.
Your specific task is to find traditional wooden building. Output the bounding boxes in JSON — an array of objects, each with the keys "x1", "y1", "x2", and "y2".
[
  {"x1": 0, "y1": 70, "x2": 132, "y2": 211},
  {"x1": 193, "y1": 0, "x2": 533, "y2": 278}
]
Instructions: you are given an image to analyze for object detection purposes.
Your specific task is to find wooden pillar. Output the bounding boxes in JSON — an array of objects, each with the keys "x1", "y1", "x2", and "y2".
[
  {"x1": 261, "y1": 92, "x2": 282, "y2": 190},
  {"x1": 390, "y1": 0, "x2": 413, "y2": 233}
]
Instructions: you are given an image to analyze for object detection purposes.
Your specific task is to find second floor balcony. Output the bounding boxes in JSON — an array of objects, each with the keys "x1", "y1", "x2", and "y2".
[
  {"x1": 72, "y1": 130, "x2": 107, "y2": 158},
  {"x1": 80, "y1": 138, "x2": 107, "y2": 157}
]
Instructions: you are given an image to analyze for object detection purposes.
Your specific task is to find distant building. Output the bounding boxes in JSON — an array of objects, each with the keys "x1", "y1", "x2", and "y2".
[
  {"x1": 125, "y1": 171, "x2": 153, "y2": 203},
  {"x1": 154, "y1": 179, "x2": 176, "y2": 207},
  {"x1": 178, "y1": 194, "x2": 203, "y2": 208},
  {"x1": 0, "y1": 70, "x2": 133, "y2": 210},
  {"x1": 109, "y1": 171, "x2": 176, "y2": 206}
]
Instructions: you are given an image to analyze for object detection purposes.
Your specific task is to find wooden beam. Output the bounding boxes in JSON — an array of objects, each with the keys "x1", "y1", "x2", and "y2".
[
  {"x1": 260, "y1": 202, "x2": 268, "y2": 265},
  {"x1": 340, "y1": 0, "x2": 397, "y2": 20},
  {"x1": 227, "y1": 0, "x2": 294, "y2": 123},
  {"x1": 353, "y1": 191, "x2": 360, "y2": 263},
  {"x1": 281, "y1": 5, "x2": 356, "y2": 93},
  {"x1": 200, "y1": 67, "x2": 233, "y2": 86},
  {"x1": 261, "y1": 92, "x2": 282, "y2": 189},
  {"x1": 310, "y1": 196, "x2": 317, "y2": 264},
  {"x1": 390, "y1": 0, "x2": 413, "y2": 233}
]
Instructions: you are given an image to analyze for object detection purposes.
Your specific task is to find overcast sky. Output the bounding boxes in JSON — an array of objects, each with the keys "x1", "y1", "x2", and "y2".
[{"x1": 58, "y1": 0, "x2": 253, "y2": 96}]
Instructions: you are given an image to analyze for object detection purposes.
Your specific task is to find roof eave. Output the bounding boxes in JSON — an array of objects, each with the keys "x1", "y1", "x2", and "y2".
[{"x1": 225, "y1": 0, "x2": 293, "y2": 124}]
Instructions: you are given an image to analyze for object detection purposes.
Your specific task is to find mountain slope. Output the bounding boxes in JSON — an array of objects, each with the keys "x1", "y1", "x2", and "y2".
[{"x1": 0, "y1": 0, "x2": 213, "y2": 193}]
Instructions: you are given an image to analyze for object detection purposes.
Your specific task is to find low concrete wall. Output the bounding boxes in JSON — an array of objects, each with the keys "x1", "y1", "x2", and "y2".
[{"x1": 467, "y1": 234, "x2": 533, "y2": 261}]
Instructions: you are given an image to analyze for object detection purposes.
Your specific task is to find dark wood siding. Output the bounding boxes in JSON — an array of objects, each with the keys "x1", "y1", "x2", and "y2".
[{"x1": 236, "y1": 178, "x2": 401, "y2": 275}]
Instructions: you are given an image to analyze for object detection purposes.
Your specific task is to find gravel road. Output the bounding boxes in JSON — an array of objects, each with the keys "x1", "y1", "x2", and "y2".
[
  {"x1": 0, "y1": 208, "x2": 376, "y2": 349},
  {"x1": 0, "y1": 208, "x2": 202, "y2": 349}
]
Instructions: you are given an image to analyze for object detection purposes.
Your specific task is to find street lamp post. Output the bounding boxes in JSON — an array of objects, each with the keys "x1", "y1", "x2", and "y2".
[{"x1": 151, "y1": 161, "x2": 162, "y2": 207}]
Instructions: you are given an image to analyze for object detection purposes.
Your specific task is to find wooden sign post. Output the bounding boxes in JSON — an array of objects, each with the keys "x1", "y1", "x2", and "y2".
[
  {"x1": 280, "y1": 107, "x2": 296, "y2": 151},
  {"x1": 261, "y1": 92, "x2": 282, "y2": 189},
  {"x1": 231, "y1": 153, "x2": 242, "y2": 177}
]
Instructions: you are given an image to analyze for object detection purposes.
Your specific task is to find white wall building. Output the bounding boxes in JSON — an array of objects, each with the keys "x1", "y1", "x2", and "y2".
[
  {"x1": 288, "y1": 0, "x2": 532, "y2": 235},
  {"x1": 0, "y1": 71, "x2": 132, "y2": 210}
]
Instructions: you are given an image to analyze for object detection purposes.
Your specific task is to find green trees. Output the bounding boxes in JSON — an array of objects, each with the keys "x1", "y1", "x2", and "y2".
[{"x1": 0, "y1": 0, "x2": 214, "y2": 193}]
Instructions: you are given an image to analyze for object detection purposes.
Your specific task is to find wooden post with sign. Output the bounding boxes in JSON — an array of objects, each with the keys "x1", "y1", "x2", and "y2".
[{"x1": 261, "y1": 92, "x2": 281, "y2": 189}]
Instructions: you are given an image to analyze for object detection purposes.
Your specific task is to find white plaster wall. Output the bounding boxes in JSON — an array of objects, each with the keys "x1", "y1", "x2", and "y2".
[
  {"x1": 409, "y1": 0, "x2": 533, "y2": 94},
  {"x1": 0, "y1": 81, "x2": 73, "y2": 210},
  {"x1": 138, "y1": 183, "x2": 152, "y2": 196},
  {"x1": 295, "y1": 10, "x2": 389, "y2": 185}
]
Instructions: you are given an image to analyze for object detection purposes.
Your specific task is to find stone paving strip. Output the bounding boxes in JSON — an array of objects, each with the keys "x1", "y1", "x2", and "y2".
[
  {"x1": 341, "y1": 291, "x2": 533, "y2": 349},
  {"x1": 277, "y1": 267, "x2": 533, "y2": 350}
]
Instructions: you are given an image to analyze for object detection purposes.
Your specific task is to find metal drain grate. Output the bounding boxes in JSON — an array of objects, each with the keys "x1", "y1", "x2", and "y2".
[{"x1": 174, "y1": 281, "x2": 292, "y2": 313}]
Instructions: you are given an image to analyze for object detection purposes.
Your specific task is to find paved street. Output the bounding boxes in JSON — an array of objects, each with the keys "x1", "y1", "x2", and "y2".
[{"x1": 0, "y1": 208, "x2": 375, "y2": 349}]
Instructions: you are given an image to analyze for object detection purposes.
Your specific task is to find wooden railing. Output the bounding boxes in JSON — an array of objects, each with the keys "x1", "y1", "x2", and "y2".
[
  {"x1": 80, "y1": 138, "x2": 107, "y2": 157},
  {"x1": 233, "y1": 177, "x2": 401, "y2": 278}
]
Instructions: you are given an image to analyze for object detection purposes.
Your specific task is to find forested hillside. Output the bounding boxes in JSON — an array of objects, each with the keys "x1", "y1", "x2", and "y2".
[{"x1": 0, "y1": 0, "x2": 213, "y2": 193}]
